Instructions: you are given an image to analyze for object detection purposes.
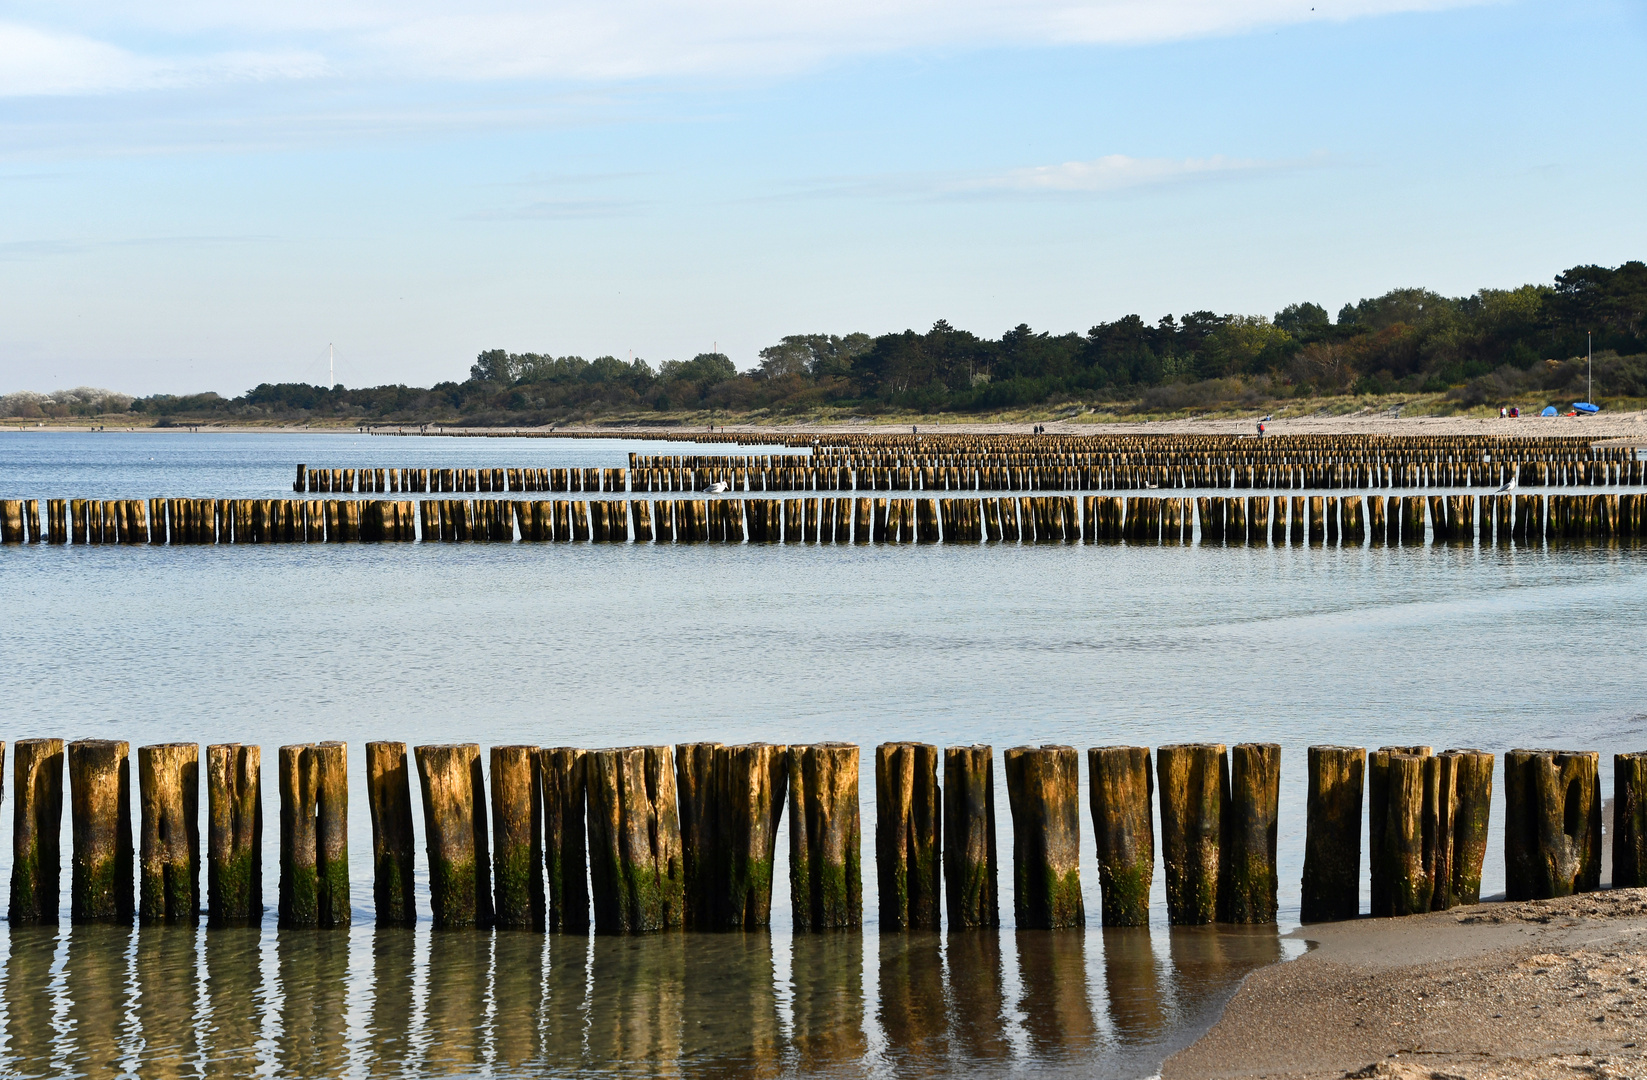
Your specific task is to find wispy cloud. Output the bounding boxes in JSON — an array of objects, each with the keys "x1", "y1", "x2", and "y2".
[
  {"x1": 959, "y1": 153, "x2": 1323, "y2": 195},
  {"x1": 1, "y1": 0, "x2": 1489, "y2": 97}
]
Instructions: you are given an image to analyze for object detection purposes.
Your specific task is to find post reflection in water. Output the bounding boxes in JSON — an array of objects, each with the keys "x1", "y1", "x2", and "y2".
[
  {"x1": 944, "y1": 931, "x2": 1009, "y2": 1062},
  {"x1": 137, "y1": 924, "x2": 201, "y2": 1078},
  {"x1": 1101, "y1": 926, "x2": 1165, "y2": 1044},
  {"x1": 679, "y1": 933, "x2": 781, "y2": 1079},
  {"x1": 423, "y1": 930, "x2": 491, "y2": 1073},
  {"x1": 5, "y1": 927, "x2": 61, "y2": 1079},
  {"x1": 543, "y1": 934, "x2": 591, "y2": 1073},
  {"x1": 586, "y1": 933, "x2": 685, "y2": 1073},
  {"x1": 877, "y1": 933, "x2": 947, "y2": 1070},
  {"x1": 492, "y1": 931, "x2": 547, "y2": 1069},
  {"x1": 276, "y1": 928, "x2": 349, "y2": 1076},
  {"x1": 203, "y1": 927, "x2": 265, "y2": 1078},
  {"x1": 365, "y1": 929, "x2": 416, "y2": 1078},
  {"x1": 787, "y1": 932, "x2": 867, "y2": 1072},
  {"x1": 1165, "y1": 924, "x2": 1283, "y2": 1023},
  {"x1": 65, "y1": 924, "x2": 130, "y2": 1077},
  {"x1": 1014, "y1": 930, "x2": 1097, "y2": 1058}
]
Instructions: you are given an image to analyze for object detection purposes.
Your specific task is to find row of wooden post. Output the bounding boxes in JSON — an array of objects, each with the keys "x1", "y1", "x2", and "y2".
[
  {"x1": 294, "y1": 465, "x2": 628, "y2": 495},
  {"x1": 11, "y1": 492, "x2": 1647, "y2": 547},
  {"x1": 11, "y1": 739, "x2": 1641, "y2": 928}
]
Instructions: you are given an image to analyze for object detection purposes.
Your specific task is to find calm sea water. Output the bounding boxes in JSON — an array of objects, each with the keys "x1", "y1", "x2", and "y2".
[{"x1": 2, "y1": 431, "x2": 1645, "y2": 1078}]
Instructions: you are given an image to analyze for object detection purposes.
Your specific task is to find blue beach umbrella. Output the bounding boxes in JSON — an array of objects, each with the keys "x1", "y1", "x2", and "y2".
[{"x1": 1540, "y1": 406, "x2": 1558, "y2": 416}]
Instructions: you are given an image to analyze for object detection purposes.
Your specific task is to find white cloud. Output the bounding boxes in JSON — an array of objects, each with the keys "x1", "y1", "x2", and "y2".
[
  {"x1": 970, "y1": 153, "x2": 1298, "y2": 194},
  {"x1": 1, "y1": 0, "x2": 1489, "y2": 94}
]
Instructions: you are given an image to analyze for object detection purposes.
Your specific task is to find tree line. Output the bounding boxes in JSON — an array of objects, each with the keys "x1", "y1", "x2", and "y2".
[{"x1": 98, "y1": 259, "x2": 1647, "y2": 424}]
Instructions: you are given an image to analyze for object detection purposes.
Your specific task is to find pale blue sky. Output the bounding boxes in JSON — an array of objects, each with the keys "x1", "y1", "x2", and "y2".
[{"x1": 2, "y1": 0, "x2": 1643, "y2": 395}]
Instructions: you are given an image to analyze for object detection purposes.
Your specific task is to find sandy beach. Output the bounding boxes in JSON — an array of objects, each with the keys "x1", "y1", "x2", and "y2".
[{"x1": 1162, "y1": 889, "x2": 1647, "y2": 1080}]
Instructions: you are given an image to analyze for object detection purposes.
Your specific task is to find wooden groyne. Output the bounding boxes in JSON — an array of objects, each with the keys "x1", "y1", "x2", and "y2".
[
  {"x1": 8, "y1": 492, "x2": 1647, "y2": 547},
  {"x1": 3, "y1": 740, "x2": 1643, "y2": 930}
]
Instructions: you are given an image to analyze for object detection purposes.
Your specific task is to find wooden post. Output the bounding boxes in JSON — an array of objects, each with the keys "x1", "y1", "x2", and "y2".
[
  {"x1": 1300, "y1": 746, "x2": 1363, "y2": 923},
  {"x1": 1223, "y1": 743, "x2": 1280, "y2": 923},
  {"x1": 675, "y1": 741, "x2": 722, "y2": 929},
  {"x1": 586, "y1": 746, "x2": 685, "y2": 933},
  {"x1": 490, "y1": 745, "x2": 544, "y2": 930},
  {"x1": 942, "y1": 744, "x2": 998, "y2": 929},
  {"x1": 206, "y1": 743, "x2": 262, "y2": 927},
  {"x1": 874, "y1": 742, "x2": 940, "y2": 931},
  {"x1": 1439, "y1": 749, "x2": 1493, "y2": 906},
  {"x1": 718, "y1": 743, "x2": 789, "y2": 929},
  {"x1": 1368, "y1": 747, "x2": 1436, "y2": 916},
  {"x1": 137, "y1": 743, "x2": 198, "y2": 923},
  {"x1": 540, "y1": 747, "x2": 589, "y2": 932},
  {"x1": 415, "y1": 743, "x2": 493, "y2": 929},
  {"x1": 1155, "y1": 743, "x2": 1227, "y2": 925},
  {"x1": 365, "y1": 741, "x2": 416, "y2": 925},
  {"x1": 1505, "y1": 748, "x2": 1602, "y2": 899},
  {"x1": 69, "y1": 739, "x2": 133, "y2": 922},
  {"x1": 1616, "y1": 752, "x2": 1647, "y2": 889},
  {"x1": 1004, "y1": 744, "x2": 1083, "y2": 929},
  {"x1": 1086, "y1": 746, "x2": 1152, "y2": 928},
  {"x1": 9, "y1": 738, "x2": 63, "y2": 925},
  {"x1": 788, "y1": 742, "x2": 862, "y2": 931},
  {"x1": 277, "y1": 742, "x2": 349, "y2": 928}
]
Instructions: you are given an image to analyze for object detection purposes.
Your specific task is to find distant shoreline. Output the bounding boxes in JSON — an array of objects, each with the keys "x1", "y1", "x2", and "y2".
[{"x1": 7, "y1": 411, "x2": 1647, "y2": 440}]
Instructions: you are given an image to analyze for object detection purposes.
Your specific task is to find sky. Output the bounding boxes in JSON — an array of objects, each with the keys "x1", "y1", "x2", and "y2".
[{"x1": 2, "y1": 0, "x2": 1644, "y2": 396}]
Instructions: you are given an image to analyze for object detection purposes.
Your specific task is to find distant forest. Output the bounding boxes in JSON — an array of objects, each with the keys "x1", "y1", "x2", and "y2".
[{"x1": 14, "y1": 260, "x2": 1645, "y2": 424}]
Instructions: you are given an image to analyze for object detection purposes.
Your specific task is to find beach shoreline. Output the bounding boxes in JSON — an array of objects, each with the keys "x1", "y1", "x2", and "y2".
[{"x1": 1162, "y1": 888, "x2": 1647, "y2": 1080}]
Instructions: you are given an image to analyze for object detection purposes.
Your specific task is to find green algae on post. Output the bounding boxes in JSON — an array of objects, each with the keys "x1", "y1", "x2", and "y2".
[
  {"x1": 1224, "y1": 743, "x2": 1280, "y2": 924},
  {"x1": 540, "y1": 747, "x2": 589, "y2": 933},
  {"x1": 207, "y1": 743, "x2": 262, "y2": 927},
  {"x1": 69, "y1": 739, "x2": 133, "y2": 924},
  {"x1": 365, "y1": 741, "x2": 416, "y2": 926},
  {"x1": 1004, "y1": 744, "x2": 1083, "y2": 930},
  {"x1": 586, "y1": 746, "x2": 685, "y2": 934},
  {"x1": 137, "y1": 743, "x2": 198, "y2": 923},
  {"x1": 489, "y1": 745, "x2": 544, "y2": 931},
  {"x1": 874, "y1": 742, "x2": 940, "y2": 932},
  {"x1": 1155, "y1": 743, "x2": 1226, "y2": 926},
  {"x1": 788, "y1": 743, "x2": 862, "y2": 932},
  {"x1": 1301, "y1": 745, "x2": 1364, "y2": 923},
  {"x1": 1086, "y1": 745, "x2": 1153, "y2": 929},
  {"x1": 415, "y1": 743, "x2": 492, "y2": 929},
  {"x1": 10, "y1": 739, "x2": 64, "y2": 926},
  {"x1": 942, "y1": 744, "x2": 998, "y2": 930}
]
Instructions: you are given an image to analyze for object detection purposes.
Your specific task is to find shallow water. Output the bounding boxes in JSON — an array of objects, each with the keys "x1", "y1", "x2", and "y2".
[{"x1": 1, "y1": 431, "x2": 1645, "y2": 1078}]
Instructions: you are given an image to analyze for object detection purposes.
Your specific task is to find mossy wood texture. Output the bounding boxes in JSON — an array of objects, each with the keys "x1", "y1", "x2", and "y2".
[
  {"x1": 1224, "y1": 743, "x2": 1280, "y2": 924},
  {"x1": 415, "y1": 743, "x2": 493, "y2": 929},
  {"x1": 1155, "y1": 743, "x2": 1227, "y2": 926},
  {"x1": 1086, "y1": 746, "x2": 1153, "y2": 928},
  {"x1": 278, "y1": 742, "x2": 350, "y2": 928},
  {"x1": 942, "y1": 744, "x2": 998, "y2": 929},
  {"x1": 1004, "y1": 745, "x2": 1083, "y2": 930},
  {"x1": 675, "y1": 741, "x2": 723, "y2": 930},
  {"x1": 10, "y1": 739, "x2": 63, "y2": 925},
  {"x1": 540, "y1": 747, "x2": 589, "y2": 933},
  {"x1": 1300, "y1": 745, "x2": 1364, "y2": 923},
  {"x1": 69, "y1": 739, "x2": 133, "y2": 923},
  {"x1": 490, "y1": 745, "x2": 544, "y2": 930},
  {"x1": 138, "y1": 743, "x2": 198, "y2": 923},
  {"x1": 586, "y1": 746, "x2": 685, "y2": 934},
  {"x1": 207, "y1": 743, "x2": 262, "y2": 926},
  {"x1": 717, "y1": 743, "x2": 789, "y2": 929},
  {"x1": 1368, "y1": 747, "x2": 1437, "y2": 917},
  {"x1": 365, "y1": 741, "x2": 416, "y2": 925},
  {"x1": 875, "y1": 742, "x2": 940, "y2": 931},
  {"x1": 1616, "y1": 752, "x2": 1647, "y2": 889},
  {"x1": 1438, "y1": 749, "x2": 1493, "y2": 907},
  {"x1": 1504, "y1": 748, "x2": 1602, "y2": 900},
  {"x1": 788, "y1": 743, "x2": 862, "y2": 932}
]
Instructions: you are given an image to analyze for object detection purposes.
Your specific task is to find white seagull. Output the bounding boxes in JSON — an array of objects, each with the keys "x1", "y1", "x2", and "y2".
[
  {"x1": 706, "y1": 481, "x2": 730, "y2": 494},
  {"x1": 1495, "y1": 473, "x2": 1519, "y2": 493}
]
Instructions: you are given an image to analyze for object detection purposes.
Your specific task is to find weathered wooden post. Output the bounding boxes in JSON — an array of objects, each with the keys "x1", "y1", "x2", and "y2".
[
  {"x1": 788, "y1": 742, "x2": 862, "y2": 931},
  {"x1": 708, "y1": 743, "x2": 786, "y2": 929},
  {"x1": 1504, "y1": 748, "x2": 1601, "y2": 899},
  {"x1": 206, "y1": 743, "x2": 261, "y2": 926},
  {"x1": 1155, "y1": 743, "x2": 1226, "y2": 925},
  {"x1": 1438, "y1": 749, "x2": 1493, "y2": 907},
  {"x1": 875, "y1": 742, "x2": 940, "y2": 931},
  {"x1": 1224, "y1": 742, "x2": 1280, "y2": 923},
  {"x1": 1086, "y1": 746, "x2": 1152, "y2": 928},
  {"x1": 1368, "y1": 746, "x2": 1436, "y2": 916},
  {"x1": 490, "y1": 745, "x2": 544, "y2": 930},
  {"x1": 943, "y1": 744, "x2": 997, "y2": 929},
  {"x1": 675, "y1": 741, "x2": 722, "y2": 929},
  {"x1": 540, "y1": 747, "x2": 589, "y2": 932},
  {"x1": 1300, "y1": 745, "x2": 1363, "y2": 923},
  {"x1": 586, "y1": 746, "x2": 685, "y2": 933},
  {"x1": 1616, "y1": 751, "x2": 1647, "y2": 889},
  {"x1": 364, "y1": 741, "x2": 416, "y2": 925},
  {"x1": 10, "y1": 739, "x2": 62, "y2": 925},
  {"x1": 138, "y1": 743, "x2": 198, "y2": 923},
  {"x1": 69, "y1": 739, "x2": 132, "y2": 922},
  {"x1": 278, "y1": 742, "x2": 349, "y2": 928},
  {"x1": 415, "y1": 743, "x2": 493, "y2": 929},
  {"x1": 1004, "y1": 745, "x2": 1083, "y2": 929}
]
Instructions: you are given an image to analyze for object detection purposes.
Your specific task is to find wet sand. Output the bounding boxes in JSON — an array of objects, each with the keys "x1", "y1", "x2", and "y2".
[{"x1": 1162, "y1": 889, "x2": 1647, "y2": 1080}]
